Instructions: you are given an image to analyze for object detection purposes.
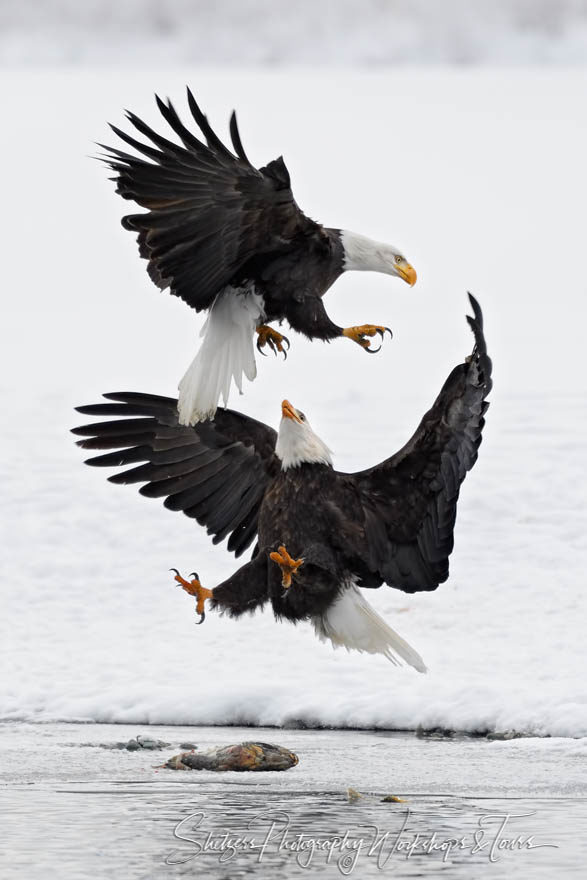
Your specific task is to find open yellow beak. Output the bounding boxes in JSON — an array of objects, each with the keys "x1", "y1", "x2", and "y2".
[
  {"x1": 282, "y1": 399, "x2": 302, "y2": 423},
  {"x1": 397, "y1": 263, "x2": 417, "y2": 286}
]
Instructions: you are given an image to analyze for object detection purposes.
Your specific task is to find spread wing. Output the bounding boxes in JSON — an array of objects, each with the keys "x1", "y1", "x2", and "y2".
[
  {"x1": 100, "y1": 89, "x2": 319, "y2": 311},
  {"x1": 72, "y1": 392, "x2": 280, "y2": 557},
  {"x1": 348, "y1": 294, "x2": 493, "y2": 592}
]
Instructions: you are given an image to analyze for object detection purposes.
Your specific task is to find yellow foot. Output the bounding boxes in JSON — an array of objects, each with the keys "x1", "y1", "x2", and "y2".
[
  {"x1": 256, "y1": 325, "x2": 290, "y2": 358},
  {"x1": 342, "y1": 324, "x2": 392, "y2": 353},
  {"x1": 269, "y1": 545, "x2": 304, "y2": 588},
  {"x1": 170, "y1": 568, "x2": 213, "y2": 624}
]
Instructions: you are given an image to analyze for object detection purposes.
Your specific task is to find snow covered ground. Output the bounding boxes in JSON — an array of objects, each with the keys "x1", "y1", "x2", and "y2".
[{"x1": 1, "y1": 70, "x2": 586, "y2": 738}]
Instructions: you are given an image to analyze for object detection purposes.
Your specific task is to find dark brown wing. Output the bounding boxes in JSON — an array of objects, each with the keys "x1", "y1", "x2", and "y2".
[
  {"x1": 100, "y1": 89, "x2": 319, "y2": 311},
  {"x1": 348, "y1": 294, "x2": 492, "y2": 592},
  {"x1": 72, "y1": 392, "x2": 280, "y2": 557}
]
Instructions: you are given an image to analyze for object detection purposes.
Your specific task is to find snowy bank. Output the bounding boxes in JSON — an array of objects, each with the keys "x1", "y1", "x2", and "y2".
[{"x1": 1, "y1": 70, "x2": 586, "y2": 738}]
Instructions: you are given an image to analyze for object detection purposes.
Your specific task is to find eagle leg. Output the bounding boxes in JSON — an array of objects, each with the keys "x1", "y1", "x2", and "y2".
[
  {"x1": 256, "y1": 325, "x2": 290, "y2": 359},
  {"x1": 342, "y1": 324, "x2": 392, "y2": 353},
  {"x1": 269, "y1": 545, "x2": 304, "y2": 588},
  {"x1": 170, "y1": 568, "x2": 213, "y2": 624}
]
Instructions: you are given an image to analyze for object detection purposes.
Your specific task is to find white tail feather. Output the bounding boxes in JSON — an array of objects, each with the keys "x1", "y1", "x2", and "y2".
[
  {"x1": 177, "y1": 288, "x2": 265, "y2": 425},
  {"x1": 313, "y1": 584, "x2": 427, "y2": 673}
]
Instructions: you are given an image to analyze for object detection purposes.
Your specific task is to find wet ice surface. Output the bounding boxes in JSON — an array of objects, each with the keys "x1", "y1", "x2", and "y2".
[{"x1": 1, "y1": 723, "x2": 586, "y2": 878}]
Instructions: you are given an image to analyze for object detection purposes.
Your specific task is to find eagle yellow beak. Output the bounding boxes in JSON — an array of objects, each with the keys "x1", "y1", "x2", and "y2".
[
  {"x1": 282, "y1": 399, "x2": 302, "y2": 423},
  {"x1": 397, "y1": 263, "x2": 417, "y2": 286}
]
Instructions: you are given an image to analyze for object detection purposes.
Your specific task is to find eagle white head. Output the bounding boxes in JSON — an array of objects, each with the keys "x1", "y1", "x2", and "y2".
[
  {"x1": 340, "y1": 230, "x2": 417, "y2": 285},
  {"x1": 276, "y1": 400, "x2": 333, "y2": 470}
]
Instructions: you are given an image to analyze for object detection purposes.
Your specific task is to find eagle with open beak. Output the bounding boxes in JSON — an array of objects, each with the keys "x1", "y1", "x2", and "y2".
[{"x1": 74, "y1": 296, "x2": 490, "y2": 673}]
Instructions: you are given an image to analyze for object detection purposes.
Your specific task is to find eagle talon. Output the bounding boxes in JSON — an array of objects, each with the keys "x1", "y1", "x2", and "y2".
[
  {"x1": 256, "y1": 325, "x2": 290, "y2": 360},
  {"x1": 170, "y1": 568, "x2": 212, "y2": 622},
  {"x1": 269, "y1": 544, "x2": 304, "y2": 588},
  {"x1": 342, "y1": 324, "x2": 392, "y2": 352}
]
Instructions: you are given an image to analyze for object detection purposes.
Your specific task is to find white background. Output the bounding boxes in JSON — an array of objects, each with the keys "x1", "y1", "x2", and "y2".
[{"x1": 1, "y1": 12, "x2": 586, "y2": 737}]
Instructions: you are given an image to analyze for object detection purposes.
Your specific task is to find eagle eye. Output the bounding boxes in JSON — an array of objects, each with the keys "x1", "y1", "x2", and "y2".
[
  {"x1": 395, "y1": 255, "x2": 403, "y2": 264},
  {"x1": 299, "y1": 412, "x2": 306, "y2": 421}
]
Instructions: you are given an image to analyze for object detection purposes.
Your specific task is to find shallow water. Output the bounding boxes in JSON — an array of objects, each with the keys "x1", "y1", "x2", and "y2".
[{"x1": 1, "y1": 723, "x2": 586, "y2": 878}]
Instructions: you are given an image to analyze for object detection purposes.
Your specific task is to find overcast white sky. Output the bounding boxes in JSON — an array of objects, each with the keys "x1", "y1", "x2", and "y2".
[{"x1": 2, "y1": 0, "x2": 587, "y2": 66}]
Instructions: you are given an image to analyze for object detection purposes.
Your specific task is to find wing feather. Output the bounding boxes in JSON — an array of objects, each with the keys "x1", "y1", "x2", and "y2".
[
  {"x1": 155, "y1": 96, "x2": 211, "y2": 155},
  {"x1": 73, "y1": 393, "x2": 280, "y2": 557},
  {"x1": 186, "y1": 88, "x2": 235, "y2": 159},
  {"x1": 229, "y1": 111, "x2": 251, "y2": 164},
  {"x1": 348, "y1": 294, "x2": 492, "y2": 592},
  {"x1": 101, "y1": 89, "x2": 318, "y2": 311}
]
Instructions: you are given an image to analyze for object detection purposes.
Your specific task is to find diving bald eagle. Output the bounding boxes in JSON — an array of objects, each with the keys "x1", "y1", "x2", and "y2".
[
  {"x1": 73, "y1": 295, "x2": 491, "y2": 673},
  {"x1": 101, "y1": 89, "x2": 416, "y2": 426}
]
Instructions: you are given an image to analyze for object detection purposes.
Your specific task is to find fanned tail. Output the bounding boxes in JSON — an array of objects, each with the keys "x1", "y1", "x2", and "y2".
[
  {"x1": 177, "y1": 288, "x2": 265, "y2": 425},
  {"x1": 313, "y1": 584, "x2": 427, "y2": 673}
]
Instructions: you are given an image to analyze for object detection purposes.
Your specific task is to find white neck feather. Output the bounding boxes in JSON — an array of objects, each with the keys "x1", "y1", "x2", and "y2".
[
  {"x1": 276, "y1": 419, "x2": 333, "y2": 470},
  {"x1": 340, "y1": 229, "x2": 401, "y2": 275}
]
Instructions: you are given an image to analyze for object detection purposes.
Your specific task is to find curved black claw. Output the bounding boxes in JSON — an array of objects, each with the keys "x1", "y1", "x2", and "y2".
[
  {"x1": 195, "y1": 611, "x2": 206, "y2": 625},
  {"x1": 189, "y1": 571, "x2": 199, "y2": 581},
  {"x1": 377, "y1": 326, "x2": 393, "y2": 340},
  {"x1": 170, "y1": 567, "x2": 180, "y2": 577},
  {"x1": 257, "y1": 330, "x2": 290, "y2": 360},
  {"x1": 269, "y1": 339, "x2": 287, "y2": 360},
  {"x1": 365, "y1": 341, "x2": 382, "y2": 354}
]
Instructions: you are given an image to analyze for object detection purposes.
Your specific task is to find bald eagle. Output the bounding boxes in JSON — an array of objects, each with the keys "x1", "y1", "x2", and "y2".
[
  {"x1": 73, "y1": 296, "x2": 490, "y2": 673},
  {"x1": 101, "y1": 89, "x2": 416, "y2": 426}
]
